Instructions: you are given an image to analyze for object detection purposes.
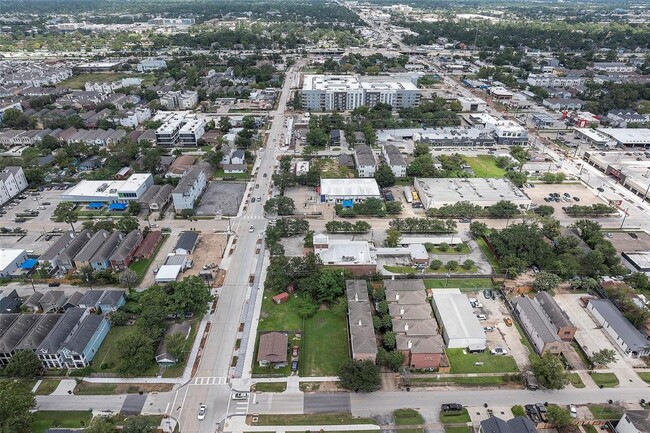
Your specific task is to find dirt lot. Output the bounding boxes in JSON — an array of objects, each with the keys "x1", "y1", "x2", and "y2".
[
  {"x1": 284, "y1": 186, "x2": 320, "y2": 214},
  {"x1": 196, "y1": 181, "x2": 246, "y2": 216},
  {"x1": 184, "y1": 233, "x2": 228, "y2": 277},
  {"x1": 524, "y1": 183, "x2": 608, "y2": 212},
  {"x1": 606, "y1": 230, "x2": 650, "y2": 254}
]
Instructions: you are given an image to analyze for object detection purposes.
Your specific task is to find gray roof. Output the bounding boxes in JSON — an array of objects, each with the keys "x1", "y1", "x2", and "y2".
[
  {"x1": 535, "y1": 291, "x2": 574, "y2": 330},
  {"x1": 589, "y1": 299, "x2": 650, "y2": 353},
  {"x1": 0, "y1": 314, "x2": 40, "y2": 354},
  {"x1": 383, "y1": 144, "x2": 407, "y2": 166},
  {"x1": 622, "y1": 411, "x2": 650, "y2": 433},
  {"x1": 37, "y1": 307, "x2": 86, "y2": 356},
  {"x1": 0, "y1": 313, "x2": 19, "y2": 338},
  {"x1": 90, "y1": 231, "x2": 123, "y2": 263},
  {"x1": 175, "y1": 231, "x2": 199, "y2": 252},
  {"x1": 155, "y1": 321, "x2": 191, "y2": 362},
  {"x1": 506, "y1": 416, "x2": 538, "y2": 433},
  {"x1": 109, "y1": 230, "x2": 142, "y2": 262},
  {"x1": 39, "y1": 231, "x2": 76, "y2": 261},
  {"x1": 63, "y1": 292, "x2": 83, "y2": 308},
  {"x1": 173, "y1": 167, "x2": 204, "y2": 194},
  {"x1": 396, "y1": 334, "x2": 444, "y2": 354},
  {"x1": 98, "y1": 290, "x2": 125, "y2": 308},
  {"x1": 165, "y1": 254, "x2": 187, "y2": 266},
  {"x1": 346, "y1": 280, "x2": 378, "y2": 357},
  {"x1": 73, "y1": 230, "x2": 110, "y2": 263},
  {"x1": 384, "y1": 279, "x2": 426, "y2": 292},
  {"x1": 14, "y1": 314, "x2": 62, "y2": 351},
  {"x1": 138, "y1": 184, "x2": 172, "y2": 207},
  {"x1": 59, "y1": 230, "x2": 92, "y2": 262},
  {"x1": 354, "y1": 145, "x2": 376, "y2": 167},
  {"x1": 389, "y1": 303, "x2": 433, "y2": 320},
  {"x1": 40, "y1": 290, "x2": 67, "y2": 312},
  {"x1": 513, "y1": 297, "x2": 561, "y2": 345},
  {"x1": 480, "y1": 417, "x2": 511, "y2": 433},
  {"x1": 77, "y1": 290, "x2": 104, "y2": 308},
  {"x1": 23, "y1": 292, "x2": 43, "y2": 309},
  {"x1": 61, "y1": 314, "x2": 105, "y2": 354},
  {"x1": 392, "y1": 318, "x2": 438, "y2": 336},
  {"x1": 0, "y1": 289, "x2": 21, "y2": 313}
]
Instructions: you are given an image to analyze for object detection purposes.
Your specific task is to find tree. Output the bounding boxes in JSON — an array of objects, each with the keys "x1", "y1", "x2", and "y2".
[
  {"x1": 413, "y1": 142, "x2": 430, "y2": 157},
  {"x1": 438, "y1": 242, "x2": 449, "y2": 252},
  {"x1": 446, "y1": 260, "x2": 459, "y2": 271},
  {"x1": 590, "y1": 349, "x2": 617, "y2": 367},
  {"x1": 128, "y1": 201, "x2": 141, "y2": 216},
  {"x1": 469, "y1": 221, "x2": 488, "y2": 238},
  {"x1": 0, "y1": 380, "x2": 35, "y2": 433},
  {"x1": 180, "y1": 208, "x2": 195, "y2": 219},
  {"x1": 531, "y1": 352, "x2": 569, "y2": 389},
  {"x1": 375, "y1": 165, "x2": 395, "y2": 188},
  {"x1": 116, "y1": 216, "x2": 140, "y2": 232},
  {"x1": 138, "y1": 285, "x2": 171, "y2": 330},
  {"x1": 377, "y1": 348, "x2": 405, "y2": 372},
  {"x1": 264, "y1": 196, "x2": 296, "y2": 215},
  {"x1": 119, "y1": 268, "x2": 139, "y2": 290},
  {"x1": 463, "y1": 259, "x2": 475, "y2": 270},
  {"x1": 383, "y1": 331, "x2": 396, "y2": 350},
  {"x1": 385, "y1": 228, "x2": 401, "y2": 247},
  {"x1": 85, "y1": 416, "x2": 116, "y2": 433},
  {"x1": 53, "y1": 202, "x2": 78, "y2": 233},
  {"x1": 4, "y1": 350, "x2": 42, "y2": 378},
  {"x1": 117, "y1": 331, "x2": 155, "y2": 375},
  {"x1": 122, "y1": 416, "x2": 156, "y2": 433},
  {"x1": 338, "y1": 359, "x2": 381, "y2": 393},
  {"x1": 547, "y1": 405, "x2": 573, "y2": 428},
  {"x1": 110, "y1": 310, "x2": 129, "y2": 326},
  {"x1": 218, "y1": 116, "x2": 232, "y2": 134},
  {"x1": 533, "y1": 271, "x2": 562, "y2": 292},
  {"x1": 430, "y1": 259, "x2": 443, "y2": 270},
  {"x1": 534, "y1": 205, "x2": 555, "y2": 217},
  {"x1": 169, "y1": 276, "x2": 212, "y2": 318},
  {"x1": 166, "y1": 332, "x2": 188, "y2": 363}
]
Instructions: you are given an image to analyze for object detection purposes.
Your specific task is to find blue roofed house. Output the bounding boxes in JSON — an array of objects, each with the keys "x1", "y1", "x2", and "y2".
[
  {"x1": 98, "y1": 290, "x2": 126, "y2": 313},
  {"x1": 77, "y1": 290, "x2": 104, "y2": 310},
  {"x1": 59, "y1": 314, "x2": 111, "y2": 369}
]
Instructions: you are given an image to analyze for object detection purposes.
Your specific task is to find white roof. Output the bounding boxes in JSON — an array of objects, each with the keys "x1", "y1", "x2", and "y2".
[
  {"x1": 62, "y1": 173, "x2": 151, "y2": 200},
  {"x1": 599, "y1": 128, "x2": 650, "y2": 145},
  {"x1": 415, "y1": 177, "x2": 531, "y2": 206},
  {"x1": 155, "y1": 264, "x2": 182, "y2": 282},
  {"x1": 431, "y1": 288, "x2": 486, "y2": 342},
  {"x1": 315, "y1": 240, "x2": 375, "y2": 265},
  {"x1": 320, "y1": 178, "x2": 381, "y2": 198},
  {"x1": 0, "y1": 249, "x2": 25, "y2": 271}
]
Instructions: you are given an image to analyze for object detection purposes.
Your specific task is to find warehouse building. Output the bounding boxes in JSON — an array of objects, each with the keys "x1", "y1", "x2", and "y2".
[
  {"x1": 413, "y1": 178, "x2": 532, "y2": 210},
  {"x1": 431, "y1": 289, "x2": 486, "y2": 351},
  {"x1": 313, "y1": 235, "x2": 377, "y2": 275},
  {"x1": 319, "y1": 178, "x2": 381, "y2": 204},
  {"x1": 587, "y1": 299, "x2": 650, "y2": 358},
  {"x1": 61, "y1": 174, "x2": 154, "y2": 204}
]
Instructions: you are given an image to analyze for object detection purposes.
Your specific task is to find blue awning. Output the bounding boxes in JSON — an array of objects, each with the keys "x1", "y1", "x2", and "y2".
[
  {"x1": 108, "y1": 203, "x2": 127, "y2": 211},
  {"x1": 342, "y1": 199, "x2": 354, "y2": 208},
  {"x1": 20, "y1": 258, "x2": 38, "y2": 269},
  {"x1": 87, "y1": 202, "x2": 104, "y2": 209}
]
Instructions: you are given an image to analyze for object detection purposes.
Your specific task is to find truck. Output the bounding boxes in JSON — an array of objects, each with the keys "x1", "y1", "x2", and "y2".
[
  {"x1": 524, "y1": 371, "x2": 539, "y2": 390},
  {"x1": 403, "y1": 187, "x2": 413, "y2": 203}
]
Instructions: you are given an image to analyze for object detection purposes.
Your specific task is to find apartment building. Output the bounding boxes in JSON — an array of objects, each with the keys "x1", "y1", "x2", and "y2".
[
  {"x1": 0, "y1": 166, "x2": 28, "y2": 206},
  {"x1": 154, "y1": 112, "x2": 205, "y2": 146},
  {"x1": 172, "y1": 167, "x2": 207, "y2": 210}
]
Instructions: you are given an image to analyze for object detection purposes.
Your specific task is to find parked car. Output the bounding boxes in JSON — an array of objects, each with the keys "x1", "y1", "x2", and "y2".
[
  {"x1": 197, "y1": 404, "x2": 207, "y2": 420},
  {"x1": 48, "y1": 282, "x2": 61, "y2": 287},
  {"x1": 292, "y1": 346, "x2": 299, "y2": 357},
  {"x1": 441, "y1": 403, "x2": 463, "y2": 412},
  {"x1": 251, "y1": 197, "x2": 255, "y2": 203},
  {"x1": 597, "y1": 187, "x2": 605, "y2": 192},
  {"x1": 630, "y1": 233, "x2": 639, "y2": 239},
  {"x1": 483, "y1": 326, "x2": 495, "y2": 332},
  {"x1": 573, "y1": 197, "x2": 580, "y2": 201},
  {"x1": 491, "y1": 347, "x2": 508, "y2": 355},
  {"x1": 291, "y1": 360, "x2": 299, "y2": 372},
  {"x1": 569, "y1": 405, "x2": 577, "y2": 418},
  {"x1": 232, "y1": 392, "x2": 248, "y2": 401},
  {"x1": 476, "y1": 314, "x2": 487, "y2": 320},
  {"x1": 504, "y1": 317, "x2": 513, "y2": 327}
]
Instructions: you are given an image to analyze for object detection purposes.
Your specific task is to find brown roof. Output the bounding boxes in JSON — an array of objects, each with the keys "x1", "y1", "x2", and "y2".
[
  {"x1": 169, "y1": 155, "x2": 197, "y2": 175},
  {"x1": 134, "y1": 231, "x2": 162, "y2": 258},
  {"x1": 257, "y1": 331, "x2": 288, "y2": 363}
]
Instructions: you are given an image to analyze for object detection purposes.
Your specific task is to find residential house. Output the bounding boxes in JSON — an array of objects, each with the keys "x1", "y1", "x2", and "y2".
[
  {"x1": 57, "y1": 230, "x2": 92, "y2": 271},
  {"x1": 62, "y1": 292, "x2": 83, "y2": 310},
  {"x1": 396, "y1": 334, "x2": 444, "y2": 369},
  {"x1": 382, "y1": 144, "x2": 407, "y2": 178},
  {"x1": 133, "y1": 231, "x2": 163, "y2": 260},
  {"x1": 0, "y1": 314, "x2": 40, "y2": 365},
  {"x1": 174, "y1": 231, "x2": 199, "y2": 255},
  {"x1": 77, "y1": 291, "x2": 104, "y2": 310},
  {"x1": 607, "y1": 110, "x2": 649, "y2": 128},
  {"x1": 330, "y1": 129, "x2": 341, "y2": 146},
  {"x1": 39, "y1": 290, "x2": 67, "y2": 313},
  {"x1": 542, "y1": 98, "x2": 584, "y2": 111},
  {"x1": 512, "y1": 296, "x2": 567, "y2": 355},
  {"x1": 257, "y1": 331, "x2": 288, "y2": 368},
  {"x1": 479, "y1": 416, "x2": 538, "y2": 433},
  {"x1": 73, "y1": 229, "x2": 110, "y2": 269},
  {"x1": 172, "y1": 167, "x2": 207, "y2": 211},
  {"x1": 89, "y1": 232, "x2": 124, "y2": 271},
  {"x1": 58, "y1": 314, "x2": 110, "y2": 368},
  {"x1": 354, "y1": 145, "x2": 377, "y2": 178},
  {"x1": 587, "y1": 299, "x2": 650, "y2": 358},
  {"x1": 346, "y1": 280, "x2": 378, "y2": 362},
  {"x1": 353, "y1": 132, "x2": 366, "y2": 146},
  {"x1": 230, "y1": 150, "x2": 245, "y2": 165},
  {"x1": 155, "y1": 322, "x2": 191, "y2": 365},
  {"x1": 97, "y1": 290, "x2": 126, "y2": 313},
  {"x1": 137, "y1": 184, "x2": 173, "y2": 211},
  {"x1": 534, "y1": 292, "x2": 576, "y2": 341},
  {"x1": 109, "y1": 230, "x2": 143, "y2": 270},
  {"x1": 616, "y1": 411, "x2": 650, "y2": 433},
  {"x1": 37, "y1": 307, "x2": 88, "y2": 369},
  {"x1": 13, "y1": 314, "x2": 62, "y2": 353},
  {"x1": 0, "y1": 289, "x2": 21, "y2": 313},
  {"x1": 23, "y1": 292, "x2": 43, "y2": 312},
  {"x1": 39, "y1": 231, "x2": 77, "y2": 269}
]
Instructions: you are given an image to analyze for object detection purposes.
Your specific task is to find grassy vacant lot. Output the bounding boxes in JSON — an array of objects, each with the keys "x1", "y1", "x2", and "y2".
[
  {"x1": 302, "y1": 309, "x2": 349, "y2": 376},
  {"x1": 446, "y1": 349, "x2": 519, "y2": 374},
  {"x1": 439, "y1": 408, "x2": 470, "y2": 424},
  {"x1": 57, "y1": 72, "x2": 156, "y2": 89},
  {"x1": 589, "y1": 405, "x2": 623, "y2": 420},
  {"x1": 568, "y1": 373, "x2": 585, "y2": 388},
  {"x1": 253, "y1": 382, "x2": 287, "y2": 392},
  {"x1": 258, "y1": 294, "x2": 302, "y2": 332},
  {"x1": 255, "y1": 414, "x2": 377, "y2": 426},
  {"x1": 394, "y1": 409, "x2": 424, "y2": 433},
  {"x1": 74, "y1": 382, "x2": 173, "y2": 395},
  {"x1": 35, "y1": 379, "x2": 60, "y2": 395},
  {"x1": 424, "y1": 278, "x2": 494, "y2": 290},
  {"x1": 589, "y1": 372, "x2": 619, "y2": 388},
  {"x1": 31, "y1": 411, "x2": 93, "y2": 433},
  {"x1": 214, "y1": 168, "x2": 250, "y2": 180},
  {"x1": 464, "y1": 156, "x2": 506, "y2": 178}
]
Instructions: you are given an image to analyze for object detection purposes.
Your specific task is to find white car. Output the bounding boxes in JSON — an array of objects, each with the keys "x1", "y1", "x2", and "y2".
[
  {"x1": 232, "y1": 392, "x2": 249, "y2": 401},
  {"x1": 491, "y1": 347, "x2": 508, "y2": 355},
  {"x1": 249, "y1": 225, "x2": 254, "y2": 233},
  {"x1": 197, "y1": 404, "x2": 207, "y2": 420},
  {"x1": 569, "y1": 405, "x2": 577, "y2": 418}
]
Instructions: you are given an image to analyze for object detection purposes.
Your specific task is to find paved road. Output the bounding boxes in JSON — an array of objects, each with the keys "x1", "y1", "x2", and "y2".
[{"x1": 175, "y1": 64, "x2": 298, "y2": 433}]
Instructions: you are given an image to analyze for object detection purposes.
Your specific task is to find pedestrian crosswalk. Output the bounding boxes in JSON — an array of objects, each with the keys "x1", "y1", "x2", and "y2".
[
  {"x1": 241, "y1": 215, "x2": 265, "y2": 220},
  {"x1": 192, "y1": 376, "x2": 227, "y2": 385},
  {"x1": 232, "y1": 398, "x2": 249, "y2": 415}
]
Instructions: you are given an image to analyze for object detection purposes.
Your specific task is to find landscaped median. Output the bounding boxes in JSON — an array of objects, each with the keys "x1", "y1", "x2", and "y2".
[
  {"x1": 251, "y1": 414, "x2": 377, "y2": 426},
  {"x1": 440, "y1": 407, "x2": 471, "y2": 433},
  {"x1": 394, "y1": 409, "x2": 424, "y2": 433}
]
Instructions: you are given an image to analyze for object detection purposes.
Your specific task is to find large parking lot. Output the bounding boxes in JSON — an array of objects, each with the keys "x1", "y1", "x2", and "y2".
[
  {"x1": 524, "y1": 182, "x2": 609, "y2": 212},
  {"x1": 0, "y1": 187, "x2": 66, "y2": 228},
  {"x1": 196, "y1": 181, "x2": 246, "y2": 216}
]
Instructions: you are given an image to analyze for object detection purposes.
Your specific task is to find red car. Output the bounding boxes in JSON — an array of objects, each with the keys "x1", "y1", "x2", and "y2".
[{"x1": 292, "y1": 346, "x2": 299, "y2": 357}]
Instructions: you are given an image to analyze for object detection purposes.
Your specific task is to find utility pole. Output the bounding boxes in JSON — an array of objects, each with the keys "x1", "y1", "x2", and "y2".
[{"x1": 620, "y1": 207, "x2": 629, "y2": 230}]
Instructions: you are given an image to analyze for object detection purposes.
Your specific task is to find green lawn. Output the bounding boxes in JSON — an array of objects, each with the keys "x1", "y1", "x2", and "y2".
[
  {"x1": 584, "y1": 425, "x2": 598, "y2": 433},
  {"x1": 395, "y1": 409, "x2": 424, "y2": 433},
  {"x1": 302, "y1": 309, "x2": 349, "y2": 376},
  {"x1": 446, "y1": 427, "x2": 471, "y2": 433},
  {"x1": 255, "y1": 414, "x2": 377, "y2": 426},
  {"x1": 589, "y1": 372, "x2": 619, "y2": 388},
  {"x1": 258, "y1": 293, "x2": 302, "y2": 332},
  {"x1": 589, "y1": 405, "x2": 623, "y2": 420},
  {"x1": 424, "y1": 278, "x2": 494, "y2": 290},
  {"x1": 428, "y1": 245, "x2": 471, "y2": 254},
  {"x1": 446, "y1": 349, "x2": 519, "y2": 374},
  {"x1": 464, "y1": 156, "x2": 506, "y2": 178},
  {"x1": 73, "y1": 382, "x2": 118, "y2": 395},
  {"x1": 129, "y1": 234, "x2": 168, "y2": 284},
  {"x1": 254, "y1": 382, "x2": 287, "y2": 392},
  {"x1": 384, "y1": 265, "x2": 420, "y2": 274},
  {"x1": 440, "y1": 408, "x2": 470, "y2": 424},
  {"x1": 35, "y1": 379, "x2": 60, "y2": 395},
  {"x1": 214, "y1": 168, "x2": 251, "y2": 180},
  {"x1": 92, "y1": 325, "x2": 131, "y2": 373},
  {"x1": 637, "y1": 372, "x2": 650, "y2": 383},
  {"x1": 513, "y1": 320, "x2": 539, "y2": 361},
  {"x1": 411, "y1": 375, "x2": 510, "y2": 386},
  {"x1": 57, "y1": 72, "x2": 156, "y2": 89},
  {"x1": 568, "y1": 373, "x2": 585, "y2": 388},
  {"x1": 31, "y1": 411, "x2": 93, "y2": 433},
  {"x1": 511, "y1": 406, "x2": 525, "y2": 417}
]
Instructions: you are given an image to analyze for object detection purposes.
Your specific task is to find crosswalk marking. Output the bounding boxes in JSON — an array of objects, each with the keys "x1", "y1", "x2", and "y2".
[
  {"x1": 233, "y1": 399, "x2": 249, "y2": 415},
  {"x1": 192, "y1": 376, "x2": 227, "y2": 385}
]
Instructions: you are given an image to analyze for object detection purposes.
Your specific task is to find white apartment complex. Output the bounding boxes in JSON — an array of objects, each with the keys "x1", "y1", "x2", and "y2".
[
  {"x1": 172, "y1": 167, "x2": 207, "y2": 210},
  {"x1": 154, "y1": 112, "x2": 205, "y2": 146},
  {"x1": 302, "y1": 75, "x2": 420, "y2": 111},
  {"x1": 160, "y1": 90, "x2": 198, "y2": 110},
  {"x1": 0, "y1": 166, "x2": 28, "y2": 206},
  {"x1": 526, "y1": 73, "x2": 584, "y2": 88},
  {"x1": 137, "y1": 58, "x2": 167, "y2": 72}
]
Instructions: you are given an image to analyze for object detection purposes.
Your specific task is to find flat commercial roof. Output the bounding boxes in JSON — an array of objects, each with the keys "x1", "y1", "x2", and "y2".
[
  {"x1": 0, "y1": 249, "x2": 25, "y2": 271},
  {"x1": 414, "y1": 177, "x2": 531, "y2": 207},
  {"x1": 431, "y1": 288, "x2": 486, "y2": 343},
  {"x1": 600, "y1": 128, "x2": 650, "y2": 146},
  {"x1": 155, "y1": 264, "x2": 181, "y2": 282},
  {"x1": 320, "y1": 178, "x2": 381, "y2": 198}
]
